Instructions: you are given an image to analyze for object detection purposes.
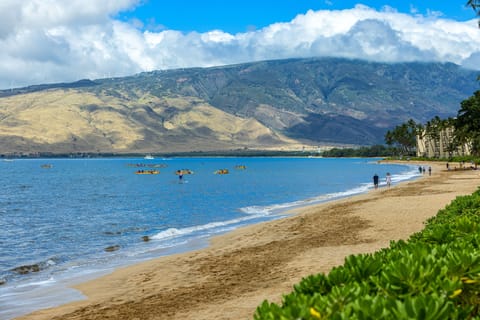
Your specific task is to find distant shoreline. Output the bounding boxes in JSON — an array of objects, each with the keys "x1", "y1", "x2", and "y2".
[{"x1": 0, "y1": 150, "x2": 325, "y2": 159}]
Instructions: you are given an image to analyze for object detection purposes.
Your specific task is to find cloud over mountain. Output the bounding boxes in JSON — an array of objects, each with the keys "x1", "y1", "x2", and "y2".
[{"x1": 0, "y1": 1, "x2": 479, "y2": 89}]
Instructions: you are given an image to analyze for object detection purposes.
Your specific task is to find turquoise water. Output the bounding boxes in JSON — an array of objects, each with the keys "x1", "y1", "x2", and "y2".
[{"x1": 0, "y1": 157, "x2": 418, "y2": 319}]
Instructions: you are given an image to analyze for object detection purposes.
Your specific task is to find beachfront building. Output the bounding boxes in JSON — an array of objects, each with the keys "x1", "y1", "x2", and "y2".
[{"x1": 416, "y1": 126, "x2": 471, "y2": 158}]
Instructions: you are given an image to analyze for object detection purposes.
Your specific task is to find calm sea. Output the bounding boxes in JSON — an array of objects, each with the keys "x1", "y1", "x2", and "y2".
[{"x1": 0, "y1": 157, "x2": 418, "y2": 319}]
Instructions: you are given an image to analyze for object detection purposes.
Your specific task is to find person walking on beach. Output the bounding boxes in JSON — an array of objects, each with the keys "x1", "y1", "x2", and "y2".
[
  {"x1": 428, "y1": 166, "x2": 432, "y2": 176},
  {"x1": 386, "y1": 172, "x2": 392, "y2": 188},
  {"x1": 373, "y1": 173, "x2": 379, "y2": 189}
]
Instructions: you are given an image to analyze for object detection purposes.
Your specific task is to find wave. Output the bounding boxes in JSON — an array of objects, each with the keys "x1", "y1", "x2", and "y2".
[
  {"x1": 150, "y1": 186, "x2": 373, "y2": 243},
  {"x1": 13, "y1": 277, "x2": 56, "y2": 289},
  {"x1": 241, "y1": 166, "x2": 420, "y2": 216},
  {"x1": 240, "y1": 184, "x2": 370, "y2": 216},
  {"x1": 151, "y1": 166, "x2": 420, "y2": 243},
  {"x1": 151, "y1": 215, "x2": 259, "y2": 241}
]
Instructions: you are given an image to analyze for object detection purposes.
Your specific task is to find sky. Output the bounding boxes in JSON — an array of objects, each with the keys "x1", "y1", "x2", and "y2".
[{"x1": 0, "y1": 0, "x2": 479, "y2": 89}]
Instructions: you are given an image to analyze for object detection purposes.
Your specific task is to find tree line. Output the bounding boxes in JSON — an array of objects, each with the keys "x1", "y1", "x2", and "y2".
[
  {"x1": 384, "y1": 90, "x2": 480, "y2": 158},
  {"x1": 384, "y1": 2, "x2": 480, "y2": 158},
  {"x1": 321, "y1": 90, "x2": 480, "y2": 159}
]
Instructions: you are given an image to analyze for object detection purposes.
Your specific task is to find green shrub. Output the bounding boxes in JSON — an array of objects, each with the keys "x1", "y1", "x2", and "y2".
[{"x1": 254, "y1": 188, "x2": 480, "y2": 319}]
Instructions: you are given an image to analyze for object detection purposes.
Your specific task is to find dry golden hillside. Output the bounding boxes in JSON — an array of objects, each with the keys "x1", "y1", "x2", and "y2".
[{"x1": 0, "y1": 88, "x2": 302, "y2": 155}]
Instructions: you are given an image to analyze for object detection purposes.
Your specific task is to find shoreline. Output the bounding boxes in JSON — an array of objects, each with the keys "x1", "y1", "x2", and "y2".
[{"x1": 17, "y1": 161, "x2": 480, "y2": 320}]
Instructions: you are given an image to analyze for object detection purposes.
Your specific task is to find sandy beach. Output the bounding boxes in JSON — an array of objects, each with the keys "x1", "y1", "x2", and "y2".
[{"x1": 17, "y1": 161, "x2": 480, "y2": 320}]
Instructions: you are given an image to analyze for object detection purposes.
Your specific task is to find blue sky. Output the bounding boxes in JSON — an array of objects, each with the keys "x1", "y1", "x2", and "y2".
[
  {"x1": 118, "y1": 1, "x2": 477, "y2": 33},
  {"x1": 0, "y1": 0, "x2": 478, "y2": 89}
]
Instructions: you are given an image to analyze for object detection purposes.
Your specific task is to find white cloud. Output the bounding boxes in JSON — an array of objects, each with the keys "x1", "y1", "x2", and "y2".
[{"x1": 0, "y1": 1, "x2": 479, "y2": 89}]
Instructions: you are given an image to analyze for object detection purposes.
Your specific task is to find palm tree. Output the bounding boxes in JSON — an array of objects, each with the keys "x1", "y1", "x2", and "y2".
[
  {"x1": 467, "y1": 0, "x2": 479, "y2": 12},
  {"x1": 425, "y1": 116, "x2": 443, "y2": 157},
  {"x1": 467, "y1": 0, "x2": 480, "y2": 27},
  {"x1": 384, "y1": 119, "x2": 420, "y2": 156},
  {"x1": 454, "y1": 91, "x2": 480, "y2": 156},
  {"x1": 440, "y1": 118, "x2": 458, "y2": 158}
]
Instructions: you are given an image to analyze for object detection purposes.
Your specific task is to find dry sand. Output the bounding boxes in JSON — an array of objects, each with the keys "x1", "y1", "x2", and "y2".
[{"x1": 18, "y1": 161, "x2": 480, "y2": 320}]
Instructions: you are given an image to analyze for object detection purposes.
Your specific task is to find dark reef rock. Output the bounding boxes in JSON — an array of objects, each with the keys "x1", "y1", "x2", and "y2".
[
  {"x1": 104, "y1": 245, "x2": 120, "y2": 252},
  {"x1": 12, "y1": 264, "x2": 40, "y2": 274}
]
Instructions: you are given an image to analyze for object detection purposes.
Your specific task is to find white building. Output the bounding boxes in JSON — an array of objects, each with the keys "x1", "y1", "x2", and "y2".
[{"x1": 416, "y1": 127, "x2": 471, "y2": 158}]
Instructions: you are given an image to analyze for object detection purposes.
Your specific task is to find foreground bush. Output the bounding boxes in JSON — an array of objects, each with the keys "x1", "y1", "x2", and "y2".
[{"x1": 254, "y1": 190, "x2": 480, "y2": 319}]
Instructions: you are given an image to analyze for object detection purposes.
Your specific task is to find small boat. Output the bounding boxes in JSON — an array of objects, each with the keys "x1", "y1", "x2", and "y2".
[
  {"x1": 135, "y1": 169, "x2": 160, "y2": 175},
  {"x1": 214, "y1": 169, "x2": 229, "y2": 175},
  {"x1": 235, "y1": 165, "x2": 246, "y2": 170},
  {"x1": 40, "y1": 164, "x2": 53, "y2": 169},
  {"x1": 144, "y1": 155, "x2": 154, "y2": 160}
]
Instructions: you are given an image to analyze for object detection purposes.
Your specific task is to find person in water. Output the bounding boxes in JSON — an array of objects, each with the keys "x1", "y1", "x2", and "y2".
[{"x1": 176, "y1": 169, "x2": 184, "y2": 182}]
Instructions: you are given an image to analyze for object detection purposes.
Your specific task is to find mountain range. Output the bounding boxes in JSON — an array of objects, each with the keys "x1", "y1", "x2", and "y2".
[{"x1": 0, "y1": 57, "x2": 478, "y2": 155}]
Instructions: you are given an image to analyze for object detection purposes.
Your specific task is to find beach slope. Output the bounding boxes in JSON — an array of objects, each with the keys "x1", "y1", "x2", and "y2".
[{"x1": 18, "y1": 162, "x2": 480, "y2": 320}]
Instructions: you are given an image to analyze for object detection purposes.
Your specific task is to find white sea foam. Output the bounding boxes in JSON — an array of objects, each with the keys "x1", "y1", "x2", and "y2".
[
  {"x1": 151, "y1": 227, "x2": 184, "y2": 239},
  {"x1": 151, "y1": 215, "x2": 268, "y2": 242},
  {"x1": 240, "y1": 184, "x2": 370, "y2": 216},
  {"x1": 240, "y1": 166, "x2": 419, "y2": 216},
  {"x1": 14, "y1": 277, "x2": 56, "y2": 288}
]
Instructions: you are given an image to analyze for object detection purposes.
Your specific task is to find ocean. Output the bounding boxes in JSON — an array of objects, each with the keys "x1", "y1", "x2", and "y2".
[{"x1": 0, "y1": 157, "x2": 419, "y2": 319}]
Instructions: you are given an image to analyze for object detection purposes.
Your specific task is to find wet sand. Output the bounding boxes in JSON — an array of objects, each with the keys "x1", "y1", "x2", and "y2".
[{"x1": 18, "y1": 161, "x2": 480, "y2": 320}]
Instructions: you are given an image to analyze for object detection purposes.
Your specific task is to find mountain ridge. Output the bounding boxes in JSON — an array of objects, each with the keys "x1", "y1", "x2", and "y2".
[{"x1": 0, "y1": 57, "x2": 477, "y2": 154}]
